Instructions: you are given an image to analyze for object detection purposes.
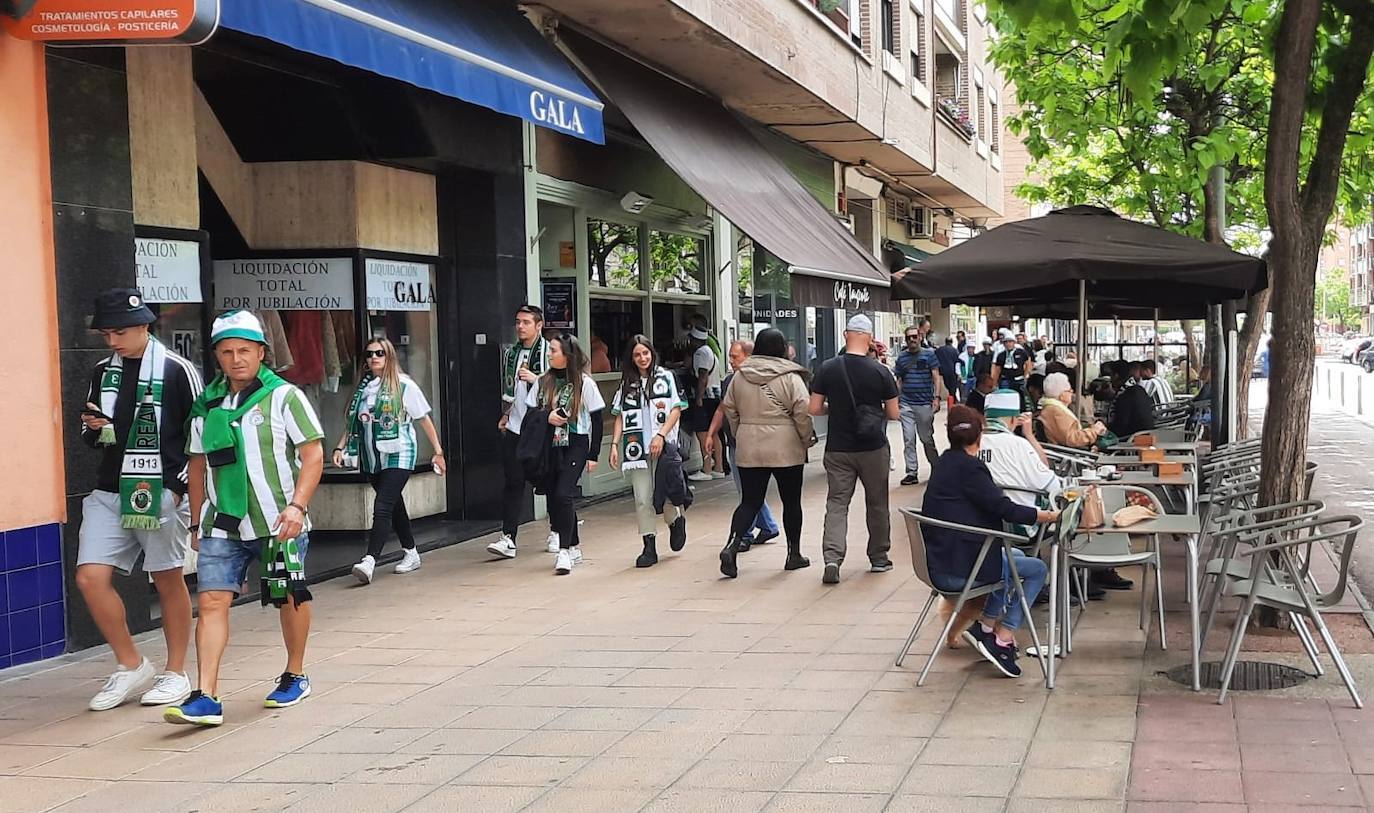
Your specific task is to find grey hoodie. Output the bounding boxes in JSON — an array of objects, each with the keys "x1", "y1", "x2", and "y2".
[{"x1": 722, "y1": 356, "x2": 815, "y2": 468}]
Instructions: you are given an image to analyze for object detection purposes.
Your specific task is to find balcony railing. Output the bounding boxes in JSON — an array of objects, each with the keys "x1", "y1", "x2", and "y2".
[{"x1": 936, "y1": 95, "x2": 976, "y2": 139}]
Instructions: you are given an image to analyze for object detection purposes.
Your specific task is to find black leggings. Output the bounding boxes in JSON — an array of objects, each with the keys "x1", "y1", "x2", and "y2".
[
  {"x1": 730, "y1": 465, "x2": 804, "y2": 546},
  {"x1": 547, "y1": 434, "x2": 590, "y2": 549},
  {"x1": 367, "y1": 468, "x2": 416, "y2": 558}
]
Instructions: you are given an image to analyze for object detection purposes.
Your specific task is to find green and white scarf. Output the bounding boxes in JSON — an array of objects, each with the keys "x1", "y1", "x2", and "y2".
[
  {"x1": 502, "y1": 336, "x2": 546, "y2": 403},
  {"x1": 97, "y1": 335, "x2": 167, "y2": 530},
  {"x1": 617, "y1": 367, "x2": 678, "y2": 471},
  {"x1": 984, "y1": 419, "x2": 1050, "y2": 537},
  {"x1": 344, "y1": 374, "x2": 405, "y2": 457},
  {"x1": 546, "y1": 373, "x2": 576, "y2": 447}
]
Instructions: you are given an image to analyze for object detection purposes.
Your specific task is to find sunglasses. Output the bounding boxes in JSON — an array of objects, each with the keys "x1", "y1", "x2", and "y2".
[
  {"x1": 365, "y1": 349, "x2": 387, "y2": 359},
  {"x1": 905, "y1": 335, "x2": 921, "y2": 342}
]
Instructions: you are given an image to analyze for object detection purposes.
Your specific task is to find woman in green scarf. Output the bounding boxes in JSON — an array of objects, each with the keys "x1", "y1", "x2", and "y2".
[{"x1": 332, "y1": 337, "x2": 445, "y2": 584}]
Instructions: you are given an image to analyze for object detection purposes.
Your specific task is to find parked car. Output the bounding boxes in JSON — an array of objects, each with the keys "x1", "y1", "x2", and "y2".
[
  {"x1": 1341, "y1": 336, "x2": 1373, "y2": 363},
  {"x1": 1361, "y1": 347, "x2": 1374, "y2": 374}
]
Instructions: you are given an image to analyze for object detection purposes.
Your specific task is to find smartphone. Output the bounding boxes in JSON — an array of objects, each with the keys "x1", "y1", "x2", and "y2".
[
  {"x1": 81, "y1": 408, "x2": 111, "y2": 421},
  {"x1": 555, "y1": 407, "x2": 570, "y2": 420}
]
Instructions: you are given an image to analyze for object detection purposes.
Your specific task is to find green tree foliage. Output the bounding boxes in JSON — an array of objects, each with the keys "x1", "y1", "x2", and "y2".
[{"x1": 1316, "y1": 265, "x2": 1361, "y2": 331}]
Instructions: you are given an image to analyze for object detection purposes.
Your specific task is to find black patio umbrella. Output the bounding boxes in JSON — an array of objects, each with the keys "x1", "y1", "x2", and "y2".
[{"x1": 889, "y1": 205, "x2": 1266, "y2": 313}]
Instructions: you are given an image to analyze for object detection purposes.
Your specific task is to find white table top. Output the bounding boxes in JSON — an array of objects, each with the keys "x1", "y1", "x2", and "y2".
[
  {"x1": 1074, "y1": 513, "x2": 1201, "y2": 536},
  {"x1": 1107, "y1": 442, "x2": 1200, "y2": 453}
]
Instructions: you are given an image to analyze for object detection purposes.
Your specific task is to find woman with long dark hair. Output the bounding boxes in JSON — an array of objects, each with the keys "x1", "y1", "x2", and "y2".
[
  {"x1": 526, "y1": 333, "x2": 604, "y2": 575},
  {"x1": 333, "y1": 337, "x2": 444, "y2": 584},
  {"x1": 718, "y1": 327, "x2": 815, "y2": 578},
  {"x1": 609, "y1": 335, "x2": 691, "y2": 568}
]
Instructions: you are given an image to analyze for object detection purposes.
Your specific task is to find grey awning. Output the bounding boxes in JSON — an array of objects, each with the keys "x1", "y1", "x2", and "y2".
[{"x1": 565, "y1": 33, "x2": 890, "y2": 290}]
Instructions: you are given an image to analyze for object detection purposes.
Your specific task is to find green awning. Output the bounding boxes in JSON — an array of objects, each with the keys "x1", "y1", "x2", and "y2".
[{"x1": 884, "y1": 240, "x2": 932, "y2": 271}]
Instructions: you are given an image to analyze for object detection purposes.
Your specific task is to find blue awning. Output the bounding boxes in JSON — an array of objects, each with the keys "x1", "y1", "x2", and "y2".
[{"x1": 221, "y1": 0, "x2": 605, "y2": 143}]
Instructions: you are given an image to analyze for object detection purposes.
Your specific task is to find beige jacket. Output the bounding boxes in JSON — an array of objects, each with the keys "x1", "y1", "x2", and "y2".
[
  {"x1": 722, "y1": 356, "x2": 814, "y2": 468},
  {"x1": 1039, "y1": 397, "x2": 1103, "y2": 449}
]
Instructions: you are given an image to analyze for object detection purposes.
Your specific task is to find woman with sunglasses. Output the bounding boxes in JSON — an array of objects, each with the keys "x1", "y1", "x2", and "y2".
[
  {"x1": 333, "y1": 337, "x2": 444, "y2": 584},
  {"x1": 526, "y1": 332, "x2": 604, "y2": 575}
]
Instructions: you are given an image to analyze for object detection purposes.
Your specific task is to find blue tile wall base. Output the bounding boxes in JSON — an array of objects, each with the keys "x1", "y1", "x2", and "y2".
[{"x1": 2, "y1": 522, "x2": 64, "y2": 669}]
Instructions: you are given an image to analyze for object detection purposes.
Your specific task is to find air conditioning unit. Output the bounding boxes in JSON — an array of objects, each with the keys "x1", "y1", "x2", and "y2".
[{"x1": 907, "y1": 206, "x2": 933, "y2": 240}]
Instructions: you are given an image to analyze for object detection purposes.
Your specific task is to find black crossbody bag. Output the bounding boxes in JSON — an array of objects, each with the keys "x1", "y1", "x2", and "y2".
[{"x1": 837, "y1": 354, "x2": 887, "y2": 443}]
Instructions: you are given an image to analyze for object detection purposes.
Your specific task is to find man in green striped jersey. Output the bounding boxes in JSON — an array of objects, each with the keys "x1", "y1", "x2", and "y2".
[{"x1": 165, "y1": 311, "x2": 325, "y2": 727}]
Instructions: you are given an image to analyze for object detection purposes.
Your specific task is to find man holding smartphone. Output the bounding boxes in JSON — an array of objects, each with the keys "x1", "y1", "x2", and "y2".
[
  {"x1": 490, "y1": 304, "x2": 556, "y2": 559},
  {"x1": 77, "y1": 288, "x2": 203, "y2": 711}
]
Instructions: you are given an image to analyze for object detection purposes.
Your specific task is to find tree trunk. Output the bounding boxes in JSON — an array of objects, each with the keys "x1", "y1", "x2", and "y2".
[{"x1": 1258, "y1": 242, "x2": 1318, "y2": 506}]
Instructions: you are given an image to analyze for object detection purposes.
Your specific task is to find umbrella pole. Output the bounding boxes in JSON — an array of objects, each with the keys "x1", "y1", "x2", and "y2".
[
  {"x1": 1152, "y1": 309, "x2": 1160, "y2": 362},
  {"x1": 1077, "y1": 279, "x2": 1088, "y2": 411}
]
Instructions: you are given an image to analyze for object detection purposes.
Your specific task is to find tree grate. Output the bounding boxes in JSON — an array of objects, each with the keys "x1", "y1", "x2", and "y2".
[{"x1": 1164, "y1": 660, "x2": 1311, "y2": 691}]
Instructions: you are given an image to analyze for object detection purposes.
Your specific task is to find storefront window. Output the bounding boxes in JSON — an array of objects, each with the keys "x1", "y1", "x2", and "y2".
[
  {"x1": 364, "y1": 258, "x2": 441, "y2": 465},
  {"x1": 587, "y1": 219, "x2": 642, "y2": 290},
  {"x1": 589, "y1": 297, "x2": 644, "y2": 373},
  {"x1": 649, "y1": 230, "x2": 706, "y2": 295}
]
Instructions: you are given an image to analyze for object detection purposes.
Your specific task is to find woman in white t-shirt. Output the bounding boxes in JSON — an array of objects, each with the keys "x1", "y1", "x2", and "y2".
[
  {"x1": 527, "y1": 333, "x2": 605, "y2": 575},
  {"x1": 333, "y1": 337, "x2": 444, "y2": 585},
  {"x1": 610, "y1": 335, "x2": 691, "y2": 569}
]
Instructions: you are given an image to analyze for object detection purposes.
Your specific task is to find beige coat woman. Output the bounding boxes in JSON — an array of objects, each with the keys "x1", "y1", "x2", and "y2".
[{"x1": 722, "y1": 355, "x2": 814, "y2": 468}]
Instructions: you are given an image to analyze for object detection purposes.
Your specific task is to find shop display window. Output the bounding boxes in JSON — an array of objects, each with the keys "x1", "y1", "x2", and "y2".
[
  {"x1": 588, "y1": 297, "x2": 644, "y2": 373},
  {"x1": 587, "y1": 219, "x2": 642, "y2": 290},
  {"x1": 649, "y1": 230, "x2": 706, "y2": 295}
]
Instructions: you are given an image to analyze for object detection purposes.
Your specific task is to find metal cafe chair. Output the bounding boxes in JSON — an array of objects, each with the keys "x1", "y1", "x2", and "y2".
[
  {"x1": 1064, "y1": 485, "x2": 1169, "y2": 650},
  {"x1": 895, "y1": 508, "x2": 1048, "y2": 686},
  {"x1": 1198, "y1": 500, "x2": 1328, "y2": 665},
  {"x1": 1215, "y1": 514, "x2": 1365, "y2": 707}
]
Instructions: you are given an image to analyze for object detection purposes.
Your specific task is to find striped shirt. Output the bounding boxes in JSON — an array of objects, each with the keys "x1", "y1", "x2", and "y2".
[
  {"x1": 356, "y1": 375, "x2": 432, "y2": 474},
  {"x1": 188, "y1": 384, "x2": 325, "y2": 541}
]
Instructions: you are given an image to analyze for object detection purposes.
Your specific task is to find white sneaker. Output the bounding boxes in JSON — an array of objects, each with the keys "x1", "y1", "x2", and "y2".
[
  {"x1": 89, "y1": 657, "x2": 155, "y2": 711},
  {"x1": 394, "y1": 549, "x2": 422, "y2": 574},
  {"x1": 140, "y1": 671, "x2": 192, "y2": 706},
  {"x1": 687, "y1": 471, "x2": 714, "y2": 482},
  {"x1": 555, "y1": 547, "x2": 581, "y2": 575},
  {"x1": 352, "y1": 555, "x2": 376, "y2": 584},
  {"x1": 487, "y1": 535, "x2": 517, "y2": 559},
  {"x1": 546, "y1": 531, "x2": 560, "y2": 554},
  {"x1": 711, "y1": 471, "x2": 727, "y2": 480}
]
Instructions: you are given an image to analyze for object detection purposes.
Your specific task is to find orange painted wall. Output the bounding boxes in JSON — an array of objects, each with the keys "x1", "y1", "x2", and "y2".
[{"x1": 0, "y1": 36, "x2": 63, "y2": 530}]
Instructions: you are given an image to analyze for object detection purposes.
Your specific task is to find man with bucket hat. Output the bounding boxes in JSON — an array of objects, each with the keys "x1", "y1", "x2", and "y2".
[
  {"x1": 77, "y1": 288, "x2": 203, "y2": 711},
  {"x1": 165, "y1": 311, "x2": 325, "y2": 727}
]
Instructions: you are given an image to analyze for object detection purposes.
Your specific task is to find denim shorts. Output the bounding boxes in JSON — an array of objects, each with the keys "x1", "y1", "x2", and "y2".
[{"x1": 196, "y1": 533, "x2": 310, "y2": 596}]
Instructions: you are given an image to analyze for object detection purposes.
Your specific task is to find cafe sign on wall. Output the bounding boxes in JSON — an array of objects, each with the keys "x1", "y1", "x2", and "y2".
[{"x1": 3, "y1": 0, "x2": 219, "y2": 45}]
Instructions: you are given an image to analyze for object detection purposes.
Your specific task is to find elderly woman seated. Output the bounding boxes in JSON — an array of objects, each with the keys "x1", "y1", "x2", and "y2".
[
  {"x1": 1038, "y1": 371, "x2": 1107, "y2": 450},
  {"x1": 921, "y1": 405, "x2": 1060, "y2": 678}
]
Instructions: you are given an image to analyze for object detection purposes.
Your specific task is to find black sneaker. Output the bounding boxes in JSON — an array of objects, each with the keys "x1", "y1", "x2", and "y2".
[
  {"x1": 967, "y1": 625, "x2": 1022, "y2": 677},
  {"x1": 753, "y1": 529, "x2": 779, "y2": 545},
  {"x1": 900, "y1": 474, "x2": 920, "y2": 486},
  {"x1": 668, "y1": 516, "x2": 687, "y2": 552},
  {"x1": 1091, "y1": 569, "x2": 1134, "y2": 590},
  {"x1": 870, "y1": 559, "x2": 894, "y2": 573},
  {"x1": 822, "y1": 563, "x2": 841, "y2": 584}
]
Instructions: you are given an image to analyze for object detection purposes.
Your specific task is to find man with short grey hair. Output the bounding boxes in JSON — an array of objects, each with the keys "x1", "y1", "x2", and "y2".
[
  {"x1": 705, "y1": 339, "x2": 779, "y2": 549},
  {"x1": 809, "y1": 314, "x2": 900, "y2": 584}
]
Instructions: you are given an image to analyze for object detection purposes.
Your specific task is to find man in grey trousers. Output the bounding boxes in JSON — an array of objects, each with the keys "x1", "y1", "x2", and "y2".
[{"x1": 809, "y1": 314, "x2": 901, "y2": 584}]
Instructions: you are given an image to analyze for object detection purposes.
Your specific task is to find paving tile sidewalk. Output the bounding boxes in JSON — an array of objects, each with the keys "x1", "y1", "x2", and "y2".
[{"x1": 0, "y1": 430, "x2": 1369, "y2": 812}]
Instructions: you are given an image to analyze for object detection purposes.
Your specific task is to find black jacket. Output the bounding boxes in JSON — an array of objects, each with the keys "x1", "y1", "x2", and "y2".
[
  {"x1": 1108, "y1": 383, "x2": 1156, "y2": 437},
  {"x1": 81, "y1": 351, "x2": 202, "y2": 497},
  {"x1": 517, "y1": 407, "x2": 556, "y2": 491},
  {"x1": 921, "y1": 449, "x2": 1038, "y2": 585}
]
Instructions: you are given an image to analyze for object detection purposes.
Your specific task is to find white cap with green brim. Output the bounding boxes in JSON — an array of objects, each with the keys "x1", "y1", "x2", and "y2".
[
  {"x1": 984, "y1": 389, "x2": 1022, "y2": 418},
  {"x1": 211, "y1": 310, "x2": 266, "y2": 345}
]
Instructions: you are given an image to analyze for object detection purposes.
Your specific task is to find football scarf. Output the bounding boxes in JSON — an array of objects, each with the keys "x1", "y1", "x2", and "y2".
[
  {"x1": 549, "y1": 374, "x2": 576, "y2": 447},
  {"x1": 617, "y1": 367, "x2": 679, "y2": 471},
  {"x1": 189, "y1": 367, "x2": 284, "y2": 535},
  {"x1": 502, "y1": 337, "x2": 546, "y2": 403},
  {"x1": 344, "y1": 374, "x2": 404, "y2": 457},
  {"x1": 98, "y1": 336, "x2": 167, "y2": 530}
]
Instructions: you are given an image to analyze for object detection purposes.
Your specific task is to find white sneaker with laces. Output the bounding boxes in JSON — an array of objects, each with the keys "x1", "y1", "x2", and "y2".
[
  {"x1": 555, "y1": 547, "x2": 578, "y2": 575},
  {"x1": 569, "y1": 547, "x2": 583, "y2": 565},
  {"x1": 687, "y1": 471, "x2": 714, "y2": 482},
  {"x1": 487, "y1": 535, "x2": 517, "y2": 559},
  {"x1": 89, "y1": 657, "x2": 155, "y2": 711},
  {"x1": 394, "y1": 549, "x2": 422, "y2": 574},
  {"x1": 140, "y1": 671, "x2": 192, "y2": 706},
  {"x1": 546, "y1": 531, "x2": 560, "y2": 553},
  {"x1": 352, "y1": 555, "x2": 376, "y2": 584},
  {"x1": 711, "y1": 471, "x2": 727, "y2": 480}
]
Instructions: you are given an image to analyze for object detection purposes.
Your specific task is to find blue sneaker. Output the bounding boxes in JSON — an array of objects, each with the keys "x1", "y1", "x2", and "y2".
[
  {"x1": 163, "y1": 690, "x2": 223, "y2": 726},
  {"x1": 264, "y1": 672, "x2": 312, "y2": 708}
]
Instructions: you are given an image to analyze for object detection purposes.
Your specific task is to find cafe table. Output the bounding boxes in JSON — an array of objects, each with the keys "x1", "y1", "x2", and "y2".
[
  {"x1": 1102, "y1": 452, "x2": 1198, "y2": 469},
  {"x1": 1106, "y1": 441, "x2": 1200, "y2": 454},
  {"x1": 1044, "y1": 506, "x2": 1203, "y2": 690}
]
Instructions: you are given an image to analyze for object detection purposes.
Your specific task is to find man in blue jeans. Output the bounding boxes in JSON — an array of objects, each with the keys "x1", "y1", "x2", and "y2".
[
  {"x1": 165, "y1": 311, "x2": 326, "y2": 727},
  {"x1": 705, "y1": 339, "x2": 778, "y2": 549},
  {"x1": 894, "y1": 326, "x2": 942, "y2": 485}
]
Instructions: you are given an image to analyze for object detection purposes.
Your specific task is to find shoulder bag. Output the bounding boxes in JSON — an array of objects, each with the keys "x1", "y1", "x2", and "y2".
[{"x1": 836, "y1": 354, "x2": 887, "y2": 444}]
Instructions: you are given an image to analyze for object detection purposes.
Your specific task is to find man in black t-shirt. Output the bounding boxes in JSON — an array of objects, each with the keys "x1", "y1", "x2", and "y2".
[
  {"x1": 992, "y1": 334, "x2": 1032, "y2": 409},
  {"x1": 809, "y1": 314, "x2": 900, "y2": 584}
]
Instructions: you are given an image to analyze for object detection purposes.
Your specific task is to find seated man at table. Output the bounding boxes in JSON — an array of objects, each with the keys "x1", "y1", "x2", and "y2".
[
  {"x1": 922, "y1": 406, "x2": 1060, "y2": 678},
  {"x1": 980, "y1": 390, "x2": 1060, "y2": 520},
  {"x1": 1107, "y1": 361, "x2": 1156, "y2": 438}
]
